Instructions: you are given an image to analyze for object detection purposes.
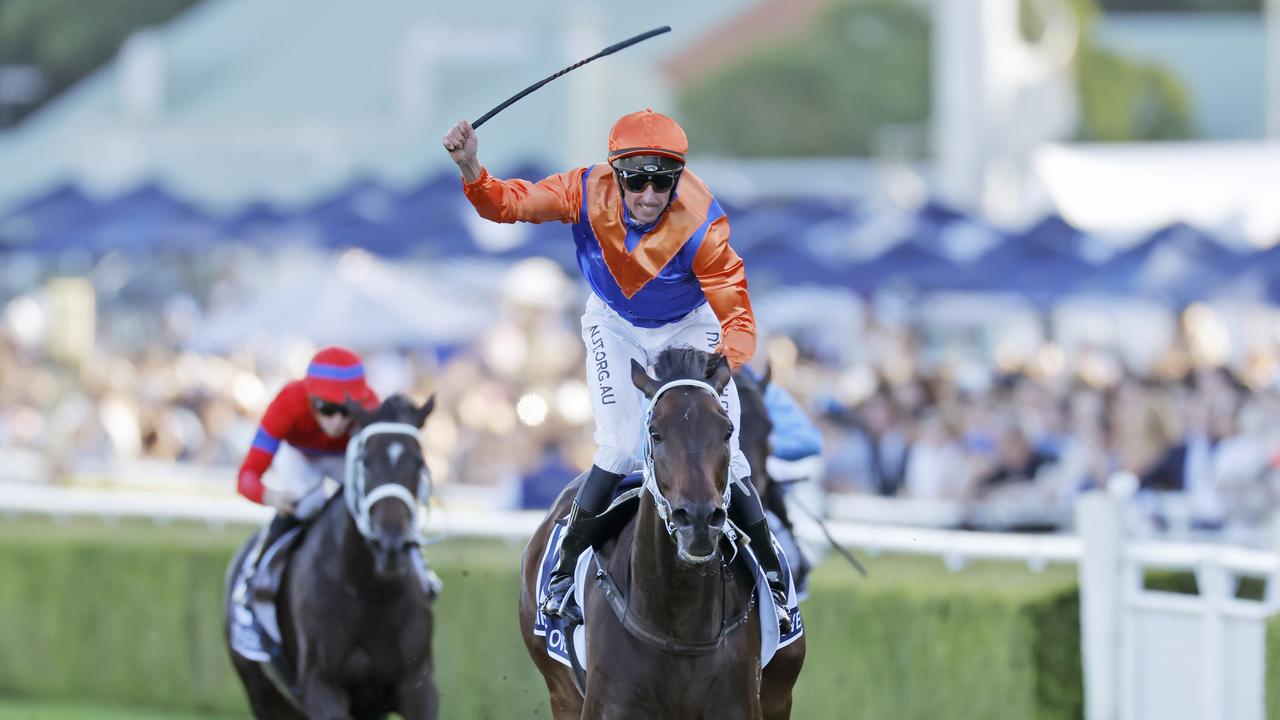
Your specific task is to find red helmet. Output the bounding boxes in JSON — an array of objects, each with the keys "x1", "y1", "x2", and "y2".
[
  {"x1": 302, "y1": 347, "x2": 375, "y2": 407},
  {"x1": 607, "y1": 109, "x2": 688, "y2": 165}
]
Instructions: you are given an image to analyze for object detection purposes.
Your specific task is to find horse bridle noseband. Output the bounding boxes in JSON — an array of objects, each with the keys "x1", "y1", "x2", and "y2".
[{"x1": 343, "y1": 422, "x2": 431, "y2": 542}]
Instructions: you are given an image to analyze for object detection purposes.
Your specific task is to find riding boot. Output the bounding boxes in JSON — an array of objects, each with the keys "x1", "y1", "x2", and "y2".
[
  {"x1": 729, "y1": 479, "x2": 793, "y2": 634},
  {"x1": 541, "y1": 465, "x2": 623, "y2": 623},
  {"x1": 247, "y1": 512, "x2": 299, "y2": 605}
]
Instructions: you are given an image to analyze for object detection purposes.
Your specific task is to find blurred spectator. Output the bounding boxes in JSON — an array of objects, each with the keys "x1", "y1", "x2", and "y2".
[{"x1": 517, "y1": 440, "x2": 580, "y2": 510}]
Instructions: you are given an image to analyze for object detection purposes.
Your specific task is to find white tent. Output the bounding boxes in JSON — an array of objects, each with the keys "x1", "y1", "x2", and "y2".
[{"x1": 1030, "y1": 142, "x2": 1280, "y2": 248}]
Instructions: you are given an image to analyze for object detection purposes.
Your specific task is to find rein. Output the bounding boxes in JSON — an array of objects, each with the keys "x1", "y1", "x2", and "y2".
[{"x1": 343, "y1": 421, "x2": 430, "y2": 541}]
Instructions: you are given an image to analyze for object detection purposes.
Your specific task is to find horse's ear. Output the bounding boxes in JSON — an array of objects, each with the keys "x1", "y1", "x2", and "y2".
[
  {"x1": 631, "y1": 359, "x2": 659, "y2": 398},
  {"x1": 411, "y1": 394, "x2": 436, "y2": 429},
  {"x1": 709, "y1": 354, "x2": 732, "y2": 395},
  {"x1": 344, "y1": 395, "x2": 374, "y2": 427},
  {"x1": 760, "y1": 362, "x2": 773, "y2": 391}
]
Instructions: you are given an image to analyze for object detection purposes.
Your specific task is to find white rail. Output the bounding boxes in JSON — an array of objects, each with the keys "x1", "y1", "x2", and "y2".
[
  {"x1": 0, "y1": 482, "x2": 1084, "y2": 572},
  {"x1": 0, "y1": 482, "x2": 545, "y2": 540},
  {"x1": 2, "y1": 483, "x2": 1274, "y2": 579}
]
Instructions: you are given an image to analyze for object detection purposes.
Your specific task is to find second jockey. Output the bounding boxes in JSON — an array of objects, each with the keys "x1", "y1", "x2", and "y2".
[
  {"x1": 443, "y1": 109, "x2": 792, "y2": 632},
  {"x1": 233, "y1": 347, "x2": 379, "y2": 630}
]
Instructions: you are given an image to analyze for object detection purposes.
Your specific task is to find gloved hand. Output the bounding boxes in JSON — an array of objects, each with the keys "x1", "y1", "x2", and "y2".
[{"x1": 262, "y1": 487, "x2": 299, "y2": 516}]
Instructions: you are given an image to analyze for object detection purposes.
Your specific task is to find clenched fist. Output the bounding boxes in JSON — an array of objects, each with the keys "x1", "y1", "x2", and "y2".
[{"x1": 442, "y1": 119, "x2": 482, "y2": 183}]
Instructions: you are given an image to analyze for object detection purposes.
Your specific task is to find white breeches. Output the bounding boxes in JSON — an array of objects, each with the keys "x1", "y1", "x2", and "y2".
[
  {"x1": 580, "y1": 294, "x2": 751, "y2": 481},
  {"x1": 269, "y1": 443, "x2": 346, "y2": 519}
]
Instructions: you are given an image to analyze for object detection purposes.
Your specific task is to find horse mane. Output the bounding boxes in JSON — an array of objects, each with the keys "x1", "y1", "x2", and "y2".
[{"x1": 652, "y1": 346, "x2": 723, "y2": 384}]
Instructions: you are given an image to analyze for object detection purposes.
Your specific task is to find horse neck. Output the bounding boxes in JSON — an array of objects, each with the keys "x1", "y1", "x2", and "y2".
[{"x1": 627, "y1": 496, "x2": 725, "y2": 642}]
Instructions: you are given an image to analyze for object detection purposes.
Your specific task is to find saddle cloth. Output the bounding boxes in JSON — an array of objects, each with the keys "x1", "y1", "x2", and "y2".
[{"x1": 532, "y1": 499, "x2": 804, "y2": 671}]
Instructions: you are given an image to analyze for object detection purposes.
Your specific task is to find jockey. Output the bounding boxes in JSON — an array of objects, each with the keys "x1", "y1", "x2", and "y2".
[
  {"x1": 444, "y1": 109, "x2": 792, "y2": 632},
  {"x1": 237, "y1": 346, "x2": 380, "y2": 577}
]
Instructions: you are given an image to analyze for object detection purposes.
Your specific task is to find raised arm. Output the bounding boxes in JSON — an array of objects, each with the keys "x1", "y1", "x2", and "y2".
[
  {"x1": 443, "y1": 119, "x2": 583, "y2": 224},
  {"x1": 693, "y1": 216, "x2": 756, "y2": 370}
]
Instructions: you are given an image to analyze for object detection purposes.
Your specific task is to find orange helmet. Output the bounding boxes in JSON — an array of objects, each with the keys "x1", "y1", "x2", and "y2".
[{"x1": 607, "y1": 109, "x2": 688, "y2": 165}]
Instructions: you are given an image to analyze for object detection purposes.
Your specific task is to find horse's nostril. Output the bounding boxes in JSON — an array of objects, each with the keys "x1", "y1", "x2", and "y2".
[
  {"x1": 708, "y1": 508, "x2": 727, "y2": 529},
  {"x1": 671, "y1": 508, "x2": 695, "y2": 529}
]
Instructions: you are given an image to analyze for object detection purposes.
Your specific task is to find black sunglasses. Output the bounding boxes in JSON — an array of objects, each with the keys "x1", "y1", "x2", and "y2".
[
  {"x1": 614, "y1": 167, "x2": 681, "y2": 194},
  {"x1": 311, "y1": 398, "x2": 349, "y2": 417}
]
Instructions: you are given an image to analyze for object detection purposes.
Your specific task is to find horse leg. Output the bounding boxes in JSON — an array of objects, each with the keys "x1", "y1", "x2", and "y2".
[
  {"x1": 300, "y1": 674, "x2": 354, "y2": 720},
  {"x1": 760, "y1": 635, "x2": 806, "y2": 720},
  {"x1": 397, "y1": 665, "x2": 439, "y2": 720},
  {"x1": 230, "y1": 656, "x2": 307, "y2": 720}
]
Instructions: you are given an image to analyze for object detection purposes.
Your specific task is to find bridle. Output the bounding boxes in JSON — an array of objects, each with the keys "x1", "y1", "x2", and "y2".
[
  {"x1": 641, "y1": 378, "x2": 734, "y2": 537},
  {"x1": 343, "y1": 421, "x2": 431, "y2": 542},
  {"x1": 590, "y1": 376, "x2": 756, "y2": 658}
]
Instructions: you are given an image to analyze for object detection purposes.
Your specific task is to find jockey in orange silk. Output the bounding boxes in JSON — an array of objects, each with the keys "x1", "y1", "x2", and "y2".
[{"x1": 444, "y1": 110, "x2": 791, "y2": 632}]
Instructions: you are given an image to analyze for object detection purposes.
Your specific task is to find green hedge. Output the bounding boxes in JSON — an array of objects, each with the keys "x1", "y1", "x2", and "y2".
[{"x1": 0, "y1": 517, "x2": 1272, "y2": 719}]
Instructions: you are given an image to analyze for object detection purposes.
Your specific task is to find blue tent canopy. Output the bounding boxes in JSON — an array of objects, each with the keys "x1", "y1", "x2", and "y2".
[
  {"x1": 1081, "y1": 222, "x2": 1249, "y2": 306},
  {"x1": 957, "y1": 216, "x2": 1097, "y2": 303},
  {"x1": 0, "y1": 184, "x2": 97, "y2": 252},
  {"x1": 839, "y1": 242, "x2": 963, "y2": 294},
  {"x1": 43, "y1": 184, "x2": 218, "y2": 255},
  {"x1": 222, "y1": 200, "x2": 290, "y2": 243}
]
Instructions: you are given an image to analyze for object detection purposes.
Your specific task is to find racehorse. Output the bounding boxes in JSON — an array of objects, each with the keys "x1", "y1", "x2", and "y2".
[
  {"x1": 519, "y1": 348, "x2": 805, "y2": 719},
  {"x1": 224, "y1": 394, "x2": 440, "y2": 720}
]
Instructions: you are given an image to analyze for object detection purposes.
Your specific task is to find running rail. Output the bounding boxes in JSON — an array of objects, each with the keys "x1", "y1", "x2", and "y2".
[{"x1": 2, "y1": 483, "x2": 1274, "y2": 578}]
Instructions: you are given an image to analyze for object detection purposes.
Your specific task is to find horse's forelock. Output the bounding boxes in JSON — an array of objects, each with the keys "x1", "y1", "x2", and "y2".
[
  {"x1": 652, "y1": 346, "x2": 723, "y2": 385},
  {"x1": 367, "y1": 394, "x2": 417, "y2": 425}
]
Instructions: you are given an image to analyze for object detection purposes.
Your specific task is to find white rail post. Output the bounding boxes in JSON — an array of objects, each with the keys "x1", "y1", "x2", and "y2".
[{"x1": 1077, "y1": 492, "x2": 1121, "y2": 720}]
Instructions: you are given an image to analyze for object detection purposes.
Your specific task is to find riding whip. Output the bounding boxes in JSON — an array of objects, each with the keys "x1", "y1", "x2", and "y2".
[
  {"x1": 471, "y1": 26, "x2": 672, "y2": 129},
  {"x1": 791, "y1": 495, "x2": 869, "y2": 578}
]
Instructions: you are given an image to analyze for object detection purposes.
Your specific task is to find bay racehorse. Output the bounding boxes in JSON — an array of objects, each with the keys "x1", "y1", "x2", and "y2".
[
  {"x1": 519, "y1": 348, "x2": 805, "y2": 719},
  {"x1": 224, "y1": 394, "x2": 440, "y2": 719}
]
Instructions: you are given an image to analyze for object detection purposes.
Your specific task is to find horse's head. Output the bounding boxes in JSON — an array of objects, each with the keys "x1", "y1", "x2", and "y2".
[
  {"x1": 343, "y1": 393, "x2": 436, "y2": 579},
  {"x1": 631, "y1": 347, "x2": 733, "y2": 564},
  {"x1": 733, "y1": 365, "x2": 773, "y2": 493}
]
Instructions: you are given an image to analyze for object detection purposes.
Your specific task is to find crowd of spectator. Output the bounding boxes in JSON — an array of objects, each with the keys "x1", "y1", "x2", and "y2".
[{"x1": 4, "y1": 275, "x2": 1280, "y2": 543}]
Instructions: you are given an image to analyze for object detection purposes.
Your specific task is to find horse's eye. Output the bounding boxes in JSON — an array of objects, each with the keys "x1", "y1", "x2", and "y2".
[
  {"x1": 650, "y1": 430, "x2": 663, "y2": 444},
  {"x1": 725, "y1": 425, "x2": 734, "y2": 442}
]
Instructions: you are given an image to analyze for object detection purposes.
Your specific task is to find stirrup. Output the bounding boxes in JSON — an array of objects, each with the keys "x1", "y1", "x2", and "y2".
[
  {"x1": 541, "y1": 574, "x2": 582, "y2": 624},
  {"x1": 770, "y1": 587, "x2": 793, "y2": 634}
]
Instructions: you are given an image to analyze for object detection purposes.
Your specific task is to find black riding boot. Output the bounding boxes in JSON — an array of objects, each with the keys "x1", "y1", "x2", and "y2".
[
  {"x1": 246, "y1": 513, "x2": 299, "y2": 597},
  {"x1": 541, "y1": 465, "x2": 623, "y2": 623},
  {"x1": 729, "y1": 479, "x2": 793, "y2": 633}
]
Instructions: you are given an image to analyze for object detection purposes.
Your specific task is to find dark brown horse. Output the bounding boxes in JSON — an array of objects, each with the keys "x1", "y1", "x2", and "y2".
[
  {"x1": 224, "y1": 394, "x2": 439, "y2": 720},
  {"x1": 519, "y1": 348, "x2": 805, "y2": 719}
]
